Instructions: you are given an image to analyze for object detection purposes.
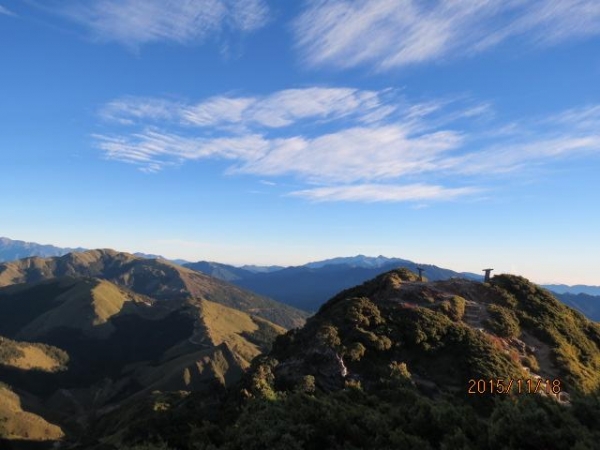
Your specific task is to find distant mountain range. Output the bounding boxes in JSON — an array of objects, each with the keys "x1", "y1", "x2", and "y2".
[
  {"x1": 185, "y1": 257, "x2": 483, "y2": 312},
  {"x1": 304, "y1": 254, "x2": 413, "y2": 269},
  {"x1": 0, "y1": 237, "x2": 87, "y2": 261},
  {"x1": 184, "y1": 256, "x2": 600, "y2": 321},
  {"x1": 0, "y1": 237, "x2": 189, "y2": 265},
  {"x1": 542, "y1": 283, "x2": 600, "y2": 296},
  {"x1": 2, "y1": 237, "x2": 598, "y2": 321}
]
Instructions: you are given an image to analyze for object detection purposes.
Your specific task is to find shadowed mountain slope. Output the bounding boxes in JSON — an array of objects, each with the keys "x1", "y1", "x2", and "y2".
[{"x1": 0, "y1": 273, "x2": 290, "y2": 447}]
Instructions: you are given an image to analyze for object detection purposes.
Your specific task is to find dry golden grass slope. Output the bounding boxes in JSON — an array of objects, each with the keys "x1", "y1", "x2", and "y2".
[
  {"x1": 4, "y1": 345, "x2": 61, "y2": 372},
  {"x1": 198, "y1": 299, "x2": 286, "y2": 363},
  {"x1": 0, "y1": 385, "x2": 64, "y2": 441},
  {"x1": 0, "y1": 336, "x2": 67, "y2": 372}
]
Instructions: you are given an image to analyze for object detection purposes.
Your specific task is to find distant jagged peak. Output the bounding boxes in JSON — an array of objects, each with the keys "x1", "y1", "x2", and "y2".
[
  {"x1": 0, "y1": 236, "x2": 191, "y2": 267},
  {"x1": 304, "y1": 254, "x2": 410, "y2": 269},
  {"x1": 240, "y1": 264, "x2": 285, "y2": 273}
]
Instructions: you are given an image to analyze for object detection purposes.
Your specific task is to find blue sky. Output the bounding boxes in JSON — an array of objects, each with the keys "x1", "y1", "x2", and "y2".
[{"x1": 1, "y1": 0, "x2": 599, "y2": 284}]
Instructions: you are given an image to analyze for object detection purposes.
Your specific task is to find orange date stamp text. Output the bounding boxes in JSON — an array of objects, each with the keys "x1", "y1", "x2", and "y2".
[{"x1": 467, "y1": 378, "x2": 562, "y2": 395}]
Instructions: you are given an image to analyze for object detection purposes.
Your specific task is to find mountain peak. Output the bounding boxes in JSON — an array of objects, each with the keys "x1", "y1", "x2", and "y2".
[
  {"x1": 0, "y1": 249, "x2": 307, "y2": 329},
  {"x1": 258, "y1": 268, "x2": 600, "y2": 400}
]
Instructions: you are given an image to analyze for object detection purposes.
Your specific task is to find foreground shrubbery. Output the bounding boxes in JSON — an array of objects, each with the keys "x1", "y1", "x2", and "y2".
[
  {"x1": 112, "y1": 381, "x2": 600, "y2": 450},
  {"x1": 86, "y1": 271, "x2": 600, "y2": 450}
]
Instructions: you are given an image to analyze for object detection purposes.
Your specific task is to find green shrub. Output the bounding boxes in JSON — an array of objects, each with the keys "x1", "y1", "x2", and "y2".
[
  {"x1": 521, "y1": 354, "x2": 540, "y2": 372},
  {"x1": 439, "y1": 296, "x2": 466, "y2": 321},
  {"x1": 315, "y1": 324, "x2": 341, "y2": 348},
  {"x1": 346, "y1": 342, "x2": 366, "y2": 361},
  {"x1": 486, "y1": 304, "x2": 520, "y2": 338}
]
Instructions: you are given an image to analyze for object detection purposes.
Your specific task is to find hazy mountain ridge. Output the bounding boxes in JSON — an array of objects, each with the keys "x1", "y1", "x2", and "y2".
[
  {"x1": 3, "y1": 239, "x2": 599, "y2": 326},
  {"x1": 3, "y1": 238, "x2": 598, "y2": 321},
  {"x1": 0, "y1": 237, "x2": 189, "y2": 266},
  {"x1": 240, "y1": 264, "x2": 285, "y2": 273},
  {"x1": 186, "y1": 258, "x2": 481, "y2": 312},
  {"x1": 304, "y1": 254, "x2": 413, "y2": 268},
  {"x1": 0, "y1": 237, "x2": 86, "y2": 262},
  {"x1": 543, "y1": 284, "x2": 600, "y2": 296},
  {"x1": 187, "y1": 257, "x2": 600, "y2": 322}
]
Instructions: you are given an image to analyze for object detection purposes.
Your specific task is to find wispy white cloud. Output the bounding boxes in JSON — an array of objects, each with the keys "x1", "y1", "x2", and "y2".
[
  {"x1": 45, "y1": 0, "x2": 269, "y2": 47},
  {"x1": 233, "y1": 126, "x2": 463, "y2": 183},
  {"x1": 451, "y1": 136, "x2": 600, "y2": 176},
  {"x1": 0, "y1": 5, "x2": 15, "y2": 16},
  {"x1": 102, "y1": 87, "x2": 396, "y2": 129},
  {"x1": 544, "y1": 105, "x2": 600, "y2": 131},
  {"x1": 95, "y1": 87, "x2": 600, "y2": 202},
  {"x1": 289, "y1": 184, "x2": 479, "y2": 203},
  {"x1": 95, "y1": 130, "x2": 270, "y2": 171},
  {"x1": 183, "y1": 96, "x2": 255, "y2": 127},
  {"x1": 294, "y1": 0, "x2": 600, "y2": 70},
  {"x1": 100, "y1": 97, "x2": 180, "y2": 124}
]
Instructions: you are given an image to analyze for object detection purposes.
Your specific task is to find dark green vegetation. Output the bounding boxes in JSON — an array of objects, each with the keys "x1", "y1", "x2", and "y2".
[
  {"x1": 485, "y1": 304, "x2": 520, "y2": 338},
  {"x1": 78, "y1": 270, "x2": 600, "y2": 450},
  {"x1": 490, "y1": 275, "x2": 600, "y2": 394}
]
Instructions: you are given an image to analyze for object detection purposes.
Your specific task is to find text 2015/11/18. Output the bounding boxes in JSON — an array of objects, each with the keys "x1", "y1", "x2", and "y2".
[{"x1": 467, "y1": 378, "x2": 562, "y2": 395}]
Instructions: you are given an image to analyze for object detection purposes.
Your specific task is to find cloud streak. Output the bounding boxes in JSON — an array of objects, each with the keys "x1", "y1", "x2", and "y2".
[
  {"x1": 289, "y1": 184, "x2": 479, "y2": 203},
  {"x1": 95, "y1": 87, "x2": 600, "y2": 202},
  {"x1": 101, "y1": 87, "x2": 395, "y2": 129},
  {"x1": 45, "y1": 0, "x2": 269, "y2": 47},
  {"x1": 294, "y1": 0, "x2": 600, "y2": 70},
  {"x1": 0, "y1": 5, "x2": 15, "y2": 16}
]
